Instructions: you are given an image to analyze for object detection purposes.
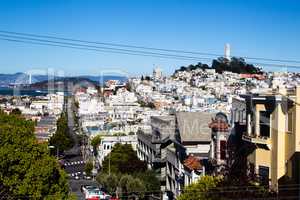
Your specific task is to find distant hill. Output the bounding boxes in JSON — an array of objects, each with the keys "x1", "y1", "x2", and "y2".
[
  {"x1": 174, "y1": 57, "x2": 263, "y2": 75},
  {"x1": 0, "y1": 73, "x2": 128, "y2": 87},
  {"x1": 27, "y1": 77, "x2": 98, "y2": 90},
  {"x1": 0, "y1": 73, "x2": 49, "y2": 87}
]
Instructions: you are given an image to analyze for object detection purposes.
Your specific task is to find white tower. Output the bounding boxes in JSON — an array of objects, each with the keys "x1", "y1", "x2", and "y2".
[
  {"x1": 225, "y1": 43, "x2": 231, "y2": 60},
  {"x1": 153, "y1": 67, "x2": 162, "y2": 80}
]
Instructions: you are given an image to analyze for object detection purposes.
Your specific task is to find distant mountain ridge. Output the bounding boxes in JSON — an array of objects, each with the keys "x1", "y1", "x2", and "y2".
[{"x1": 0, "y1": 73, "x2": 128, "y2": 87}]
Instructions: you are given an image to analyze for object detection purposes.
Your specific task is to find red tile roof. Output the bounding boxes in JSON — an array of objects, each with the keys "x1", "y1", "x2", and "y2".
[{"x1": 183, "y1": 155, "x2": 202, "y2": 171}]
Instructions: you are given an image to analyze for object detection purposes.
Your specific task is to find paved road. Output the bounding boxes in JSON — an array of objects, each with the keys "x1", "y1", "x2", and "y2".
[
  {"x1": 65, "y1": 97, "x2": 81, "y2": 156},
  {"x1": 63, "y1": 97, "x2": 100, "y2": 200}
]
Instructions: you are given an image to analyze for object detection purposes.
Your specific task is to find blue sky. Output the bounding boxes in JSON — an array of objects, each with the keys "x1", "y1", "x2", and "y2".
[{"x1": 0, "y1": 0, "x2": 300, "y2": 76}]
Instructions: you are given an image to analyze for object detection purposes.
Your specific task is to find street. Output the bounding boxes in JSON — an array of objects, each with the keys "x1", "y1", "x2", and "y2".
[{"x1": 64, "y1": 97, "x2": 98, "y2": 200}]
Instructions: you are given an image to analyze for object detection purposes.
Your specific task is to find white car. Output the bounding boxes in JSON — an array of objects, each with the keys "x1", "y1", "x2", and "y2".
[
  {"x1": 81, "y1": 185, "x2": 97, "y2": 195},
  {"x1": 85, "y1": 189, "x2": 110, "y2": 200}
]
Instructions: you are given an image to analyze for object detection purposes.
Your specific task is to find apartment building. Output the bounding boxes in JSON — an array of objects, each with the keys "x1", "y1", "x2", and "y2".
[
  {"x1": 137, "y1": 112, "x2": 213, "y2": 199},
  {"x1": 97, "y1": 135, "x2": 137, "y2": 166},
  {"x1": 241, "y1": 87, "x2": 300, "y2": 190}
]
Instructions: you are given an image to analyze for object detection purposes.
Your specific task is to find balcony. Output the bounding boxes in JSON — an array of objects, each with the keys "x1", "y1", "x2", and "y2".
[{"x1": 242, "y1": 134, "x2": 271, "y2": 147}]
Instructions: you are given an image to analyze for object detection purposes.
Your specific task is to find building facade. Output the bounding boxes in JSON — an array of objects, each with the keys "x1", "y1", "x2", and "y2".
[{"x1": 242, "y1": 87, "x2": 300, "y2": 190}]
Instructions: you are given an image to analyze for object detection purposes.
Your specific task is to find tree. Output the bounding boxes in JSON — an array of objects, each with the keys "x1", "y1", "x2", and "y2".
[
  {"x1": 178, "y1": 175, "x2": 273, "y2": 200},
  {"x1": 11, "y1": 108, "x2": 22, "y2": 115},
  {"x1": 0, "y1": 111, "x2": 70, "y2": 199},
  {"x1": 49, "y1": 112, "x2": 74, "y2": 154},
  {"x1": 174, "y1": 58, "x2": 262, "y2": 75},
  {"x1": 96, "y1": 173, "x2": 118, "y2": 195},
  {"x1": 177, "y1": 176, "x2": 222, "y2": 200},
  {"x1": 101, "y1": 143, "x2": 147, "y2": 175},
  {"x1": 91, "y1": 135, "x2": 102, "y2": 156},
  {"x1": 134, "y1": 170, "x2": 160, "y2": 192},
  {"x1": 119, "y1": 174, "x2": 133, "y2": 197},
  {"x1": 126, "y1": 177, "x2": 146, "y2": 199},
  {"x1": 85, "y1": 160, "x2": 94, "y2": 176}
]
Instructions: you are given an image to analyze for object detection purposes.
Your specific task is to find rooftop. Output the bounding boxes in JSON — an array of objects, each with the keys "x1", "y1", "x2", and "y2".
[{"x1": 176, "y1": 112, "x2": 212, "y2": 143}]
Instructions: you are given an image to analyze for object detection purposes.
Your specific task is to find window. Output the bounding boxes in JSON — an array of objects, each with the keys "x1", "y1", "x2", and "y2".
[
  {"x1": 259, "y1": 111, "x2": 270, "y2": 137},
  {"x1": 220, "y1": 140, "x2": 227, "y2": 160},
  {"x1": 286, "y1": 111, "x2": 293, "y2": 133},
  {"x1": 258, "y1": 166, "x2": 269, "y2": 186}
]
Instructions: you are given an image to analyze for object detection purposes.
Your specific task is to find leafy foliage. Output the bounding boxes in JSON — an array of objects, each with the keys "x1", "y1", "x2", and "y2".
[
  {"x1": 177, "y1": 175, "x2": 274, "y2": 200},
  {"x1": 212, "y1": 57, "x2": 262, "y2": 74},
  {"x1": 175, "y1": 62, "x2": 210, "y2": 74},
  {"x1": 134, "y1": 170, "x2": 160, "y2": 192},
  {"x1": 96, "y1": 173, "x2": 118, "y2": 194},
  {"x1": 97, "y1": 144, "x2": 159, "y2": 199},
  {"x1": 177, "y1": 176, "x2": 222, "y2": 200},
  {"x1": 91, "y1": 135, "x2": 102, "y2": 156},
  {"x1": 84, "y1": 160, "x2": 93, "y2": 176},
  {"x1": 97, "y1": 173, "x2": 151, "y2": 200},
  {"x1": 11, "y1": 108, "x2": 22, "y2": 115},
  {"x1": 101, "y1": 143, "x2": 147, "y2": 175},
  {"x1": 126, "y1": 177, "x2": 145, "y2": 199},
  {"x1": 0, "y1": 111, "x2": 70, "y2": 199},
  {"x1": 174, "y1": 58, "x2": 262, "y2": 75},
  {"x1": 49, "y1": 112, "x2": 74, "y2": 153}
]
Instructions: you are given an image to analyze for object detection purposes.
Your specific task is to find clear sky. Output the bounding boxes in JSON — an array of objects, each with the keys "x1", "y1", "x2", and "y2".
[{"x1": 0, "y1": 0, "x2": 300, "y2": 76}]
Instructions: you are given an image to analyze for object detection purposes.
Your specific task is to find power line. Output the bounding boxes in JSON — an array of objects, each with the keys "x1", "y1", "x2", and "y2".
[
  {"x1": 1, "y1": 33, "x2": 300, "y2": 69},
  {"x1": 0, "y1": 33, "x2": 214, "y2": 61},
  {"x1": 1, "y1": 30, "x2": 300, "y2": 64},
  {"x1": 0, "y1": 37, "x2": 207, "y2": 62}
]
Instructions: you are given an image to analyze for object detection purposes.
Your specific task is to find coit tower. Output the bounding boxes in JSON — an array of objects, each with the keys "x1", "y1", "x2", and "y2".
[{"x1": 225, "y1": 43, "x2": 231, "y2": 60}]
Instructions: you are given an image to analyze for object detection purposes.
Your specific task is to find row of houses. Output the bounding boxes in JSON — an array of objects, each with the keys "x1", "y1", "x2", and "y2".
[
  {"x1": 137, "y1": 86, "x2": 300, "y2": 199},
  {"x1": 136, "y1": 112, "x2": 229, "y2": 199}
]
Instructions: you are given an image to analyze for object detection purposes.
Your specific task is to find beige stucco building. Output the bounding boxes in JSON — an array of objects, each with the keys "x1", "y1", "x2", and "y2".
[{"x1": 242, "y1": 87, "x2": 300, "y2": 191}]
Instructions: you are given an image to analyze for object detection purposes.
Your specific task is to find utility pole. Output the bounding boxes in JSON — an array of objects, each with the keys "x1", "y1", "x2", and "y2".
[
  {"x1": 56, "y1": 146, "x2": 59, "y2": 158},
  {"x1": 108, "y1": 152, "x2": 111, "y2": 176}
]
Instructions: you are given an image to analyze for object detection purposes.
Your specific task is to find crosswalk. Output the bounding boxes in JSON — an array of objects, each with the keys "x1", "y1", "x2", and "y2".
[{"x1": 64, "y1": 160, "x2": 86, "y2": 166}]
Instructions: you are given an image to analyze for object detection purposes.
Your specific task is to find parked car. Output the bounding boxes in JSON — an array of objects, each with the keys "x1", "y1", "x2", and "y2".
[
  {"x1": 81, "y1": 185, "x2": 98, "y2": 195},
  {"x1": 84, "y1": 175, "x2": 92, "y2": 180},
  {"x1": 82, "y1": 186, "x2": 110, "y2": 200}
]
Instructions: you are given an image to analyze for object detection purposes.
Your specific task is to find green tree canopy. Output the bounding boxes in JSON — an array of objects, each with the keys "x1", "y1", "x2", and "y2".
[
  {"x1": 91, "y1": 135, "x2": 102, "y2": 149},
  {"x1": 126, "y1": 177, "x2": 145, "y2": 199},
  {"x1": 174, "y1": 58, "x2": 262, "y2": 75},
  {"x1": 101, "y1": 143, "x2": 147, "y2": 175},
  {"x1": 96, "y1": 173, "x2": 118, "y2": 194},
  {"x1": 91, "y1": 135, "x2": 102, "y2": 156},
  {"x1": 177, "y1": 176, "x2": 222, "y2": 200},
  {"x1": 84, "y1": 160, "x2": 94, "y2": 176},
  {"x1": 0, "y1": 111, "x2": 70, "y2": 199},
  {"x1": 11, "y1": 108, "x2": 22, "y2": 115},
  {"x1": 49, "y1": 112, "x2": 73, "y2": 153},
  {"x1": 134, "y1": 170, "x2": 160, "y2": 192},
  {"x1": 178, "y1": 175, "x2": 273, "y2": 200}
]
